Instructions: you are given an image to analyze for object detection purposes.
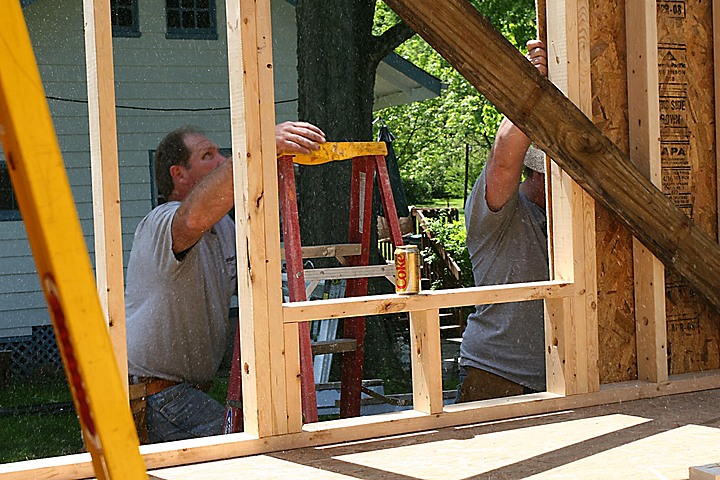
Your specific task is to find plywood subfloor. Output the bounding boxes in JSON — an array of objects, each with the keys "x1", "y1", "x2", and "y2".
[{"x1": 149, "y1": 389, "x2": 720, "y2": 479}]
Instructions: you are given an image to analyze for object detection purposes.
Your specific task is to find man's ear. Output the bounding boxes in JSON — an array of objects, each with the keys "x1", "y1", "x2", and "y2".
[{"x1": 170, "y1": 164, "x2": 187, "y2": 185}]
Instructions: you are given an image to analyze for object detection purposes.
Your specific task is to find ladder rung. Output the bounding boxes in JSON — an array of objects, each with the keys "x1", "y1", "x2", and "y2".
[
  {"x1": 302, "y1": 264, "x2": 395, "y2": 282},
  {"x1": 311, "y1": 338, "x2": 357, "y2": 355},
  {"x1": 280, "y1": 243, "x2": 362, "y2": 260}
]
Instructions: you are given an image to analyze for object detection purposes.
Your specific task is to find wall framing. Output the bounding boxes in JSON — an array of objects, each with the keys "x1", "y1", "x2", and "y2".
[
  {"x1": 2, "y1": 0, "x2": 720, "y2": 478},
  {"x1": 83, "y1": 0, "x2": 127, "y2": 385}
]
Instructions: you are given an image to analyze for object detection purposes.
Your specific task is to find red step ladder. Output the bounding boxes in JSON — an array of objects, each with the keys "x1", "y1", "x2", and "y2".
[{"x1": 225, "y1": 142, "x2": 405, "y2": 431}]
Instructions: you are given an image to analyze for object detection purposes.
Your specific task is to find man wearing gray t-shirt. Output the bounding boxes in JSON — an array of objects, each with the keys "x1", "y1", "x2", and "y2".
[
  {"x1": 457, "y1": 40, "x2": 549, "y2": 402},
  {"x1": 126, "y1": 122, "x2": 325, "y2": 443}
]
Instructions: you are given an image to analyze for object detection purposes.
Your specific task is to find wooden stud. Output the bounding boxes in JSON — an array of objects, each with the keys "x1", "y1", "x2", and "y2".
[
  {"x1": 226, "y1": 0, "x2": 293, "y2": 437},
  {"x1": 626, "y1": 0, "x2": 668, "y2": 383},
  {"x1": 409, "y1": 309, "x2": 443, "y2": 414},
  {"x1": 283, "y1": 323, "x2": 303, "y2": 433},
  {"x1": 543, "y1": 0, "x2": 599, "y2": 396},
  {"x1": 257, "y1": 0, "x2": 297, "y2": 434},
  {"x1": 82, "y1": 0, "x2": 127, "y2": 389}
]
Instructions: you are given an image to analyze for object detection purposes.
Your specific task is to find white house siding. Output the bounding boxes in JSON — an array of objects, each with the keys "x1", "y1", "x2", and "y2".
[
  {"x1": 0, "y1": 0, "x2": 299, "y2": 340},
  {"x1": 1, "y1": 0, "x2": 440, "y2": 348}
]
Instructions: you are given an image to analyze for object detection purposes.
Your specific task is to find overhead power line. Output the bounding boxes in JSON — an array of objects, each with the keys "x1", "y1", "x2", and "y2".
[{"x1": 45, "y1": 95, "x2": 298, "y2": 112}]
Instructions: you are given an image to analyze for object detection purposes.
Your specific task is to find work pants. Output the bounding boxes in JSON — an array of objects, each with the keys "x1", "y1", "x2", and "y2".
[
  {"x1": 145, "y1": 383, "x2": 225, "y2": 443},
  {"x1": 456, "y1": 365, "x2": 537, "y2": 403}
]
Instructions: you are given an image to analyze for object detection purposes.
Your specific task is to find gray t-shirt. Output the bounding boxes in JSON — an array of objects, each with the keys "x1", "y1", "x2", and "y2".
[
  {"x1": 461, "y1": 169, "x2": 549, "y2": 391},
  {"x1": 126, "y1": 202, "x2": 237, "y2": 384}
]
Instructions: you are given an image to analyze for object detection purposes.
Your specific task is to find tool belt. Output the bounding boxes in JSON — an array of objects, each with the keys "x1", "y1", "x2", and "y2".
[{"x1": 128, "y1": 376, "x2": 213, "y2": 444}]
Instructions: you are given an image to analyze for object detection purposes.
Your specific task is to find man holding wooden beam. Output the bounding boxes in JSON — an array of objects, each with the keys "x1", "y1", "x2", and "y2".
[
  {"x1": 457, "y1": 40, "x2": 549, "y2": 402},
  {"x1": 125, "y1": 121, "x2": 325, "y2": 443}
]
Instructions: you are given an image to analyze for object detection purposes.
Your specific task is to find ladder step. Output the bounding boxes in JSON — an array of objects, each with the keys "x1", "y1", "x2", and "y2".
[
  {"x1": 303, "y1": 264, "x2": 395, "y2": 282},
  {"x1": 311, "y1": 338, "x2": 357, "y2": 355},
  {"x1": 280, "y1": 243, "x2": 362, "y2": 260}
]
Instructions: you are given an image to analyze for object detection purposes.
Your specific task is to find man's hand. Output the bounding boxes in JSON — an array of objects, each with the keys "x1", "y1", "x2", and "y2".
[
  {"x1": 526, "y1": 40, "x2": 547, "y2": 77},
  {"x1": 276, "y1": 121, "x2": 326, "y2": 155}
]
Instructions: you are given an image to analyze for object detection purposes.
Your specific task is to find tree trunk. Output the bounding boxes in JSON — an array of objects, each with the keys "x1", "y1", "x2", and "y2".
[
  {"x1": 296, "y1": 1, "x2": 417, "y2": 395},
  {"x1": 296, "y1": 0, "x2": 378, "y2": 246}
]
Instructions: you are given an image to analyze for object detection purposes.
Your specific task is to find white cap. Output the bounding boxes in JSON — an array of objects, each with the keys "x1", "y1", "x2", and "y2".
[{"x1": 523, "y1": 146, "x2": 545, "y2": 174}]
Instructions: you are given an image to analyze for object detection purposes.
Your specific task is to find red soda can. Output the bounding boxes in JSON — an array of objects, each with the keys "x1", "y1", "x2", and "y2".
[{"x1": 394, "y1": 245, "x2": 420, "y2": 294}]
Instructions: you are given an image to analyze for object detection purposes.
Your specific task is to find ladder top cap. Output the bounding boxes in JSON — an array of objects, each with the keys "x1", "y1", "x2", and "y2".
[{"x1": 281, "y1": 142, "x2": 388, "y2": 165}]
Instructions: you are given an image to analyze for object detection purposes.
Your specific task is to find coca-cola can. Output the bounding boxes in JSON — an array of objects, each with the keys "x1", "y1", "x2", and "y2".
[{"x1": 394, "y1": 245, "x2": 420, "y2": 294}]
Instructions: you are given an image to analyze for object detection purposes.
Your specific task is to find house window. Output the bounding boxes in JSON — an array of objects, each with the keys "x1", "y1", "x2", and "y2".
[
  {"x1": 0, "y1": 161, "x2": 21, "y2": 221},
  {"x1": 111, "y1": 0, "x2": 140, "y2": 38},
  {"x1": 166, "y1": 0, "x2": 217, "y2": 40}
]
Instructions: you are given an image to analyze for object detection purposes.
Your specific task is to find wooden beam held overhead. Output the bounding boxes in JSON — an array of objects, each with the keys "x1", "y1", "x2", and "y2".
[{"x1": 383, "y1": 0, "x2": 720, "y2": 311}]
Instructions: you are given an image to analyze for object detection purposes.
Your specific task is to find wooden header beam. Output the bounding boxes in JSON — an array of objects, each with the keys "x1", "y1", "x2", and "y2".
[{"x1": 384, "y1": 0, "x2": 720, "y2": 311}]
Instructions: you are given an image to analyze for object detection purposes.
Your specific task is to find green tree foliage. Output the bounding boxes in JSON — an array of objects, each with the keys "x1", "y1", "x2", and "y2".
[
  {"x1": 422, "y1": 217, "x2": 474, "y2": 288},
  {"x1": 374, "y1": 0, "x2": 537, "y2": 204}
]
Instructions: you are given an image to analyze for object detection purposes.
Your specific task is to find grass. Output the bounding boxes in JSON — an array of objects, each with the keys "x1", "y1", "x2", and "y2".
[
  {"x1": 0, "y1": 372, "x2": 84, "y2": 463},
  {"x1": 0, "y1": 371, "x2": 233, "y2": 464},
  {"x1": 0, "y1": 411, "x2": 84, "y2": 463}
]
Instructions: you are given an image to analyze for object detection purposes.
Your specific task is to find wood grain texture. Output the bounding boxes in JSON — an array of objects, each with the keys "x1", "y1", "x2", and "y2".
[
  {"x1": 545, "y1": 0, "x2": 599, "y2": 395},
  {"x1": 587, "y1": 0, "x2": 637, "y2": 384},
  {"x1": 82, "y1": 0, "x2": 128, "y2": 385},
  {"x1": 656, "y1": 0, "x2": 720, "y2": 375},
  {"x1": 409, "y1": 309, "x2": 443, "y2": 414},
  {"x1": 624, "y1": 0, "x2": 667, "y2": 383},
  {"x1": 5, "y1": 373, "x2": 720, "y2": 479}
]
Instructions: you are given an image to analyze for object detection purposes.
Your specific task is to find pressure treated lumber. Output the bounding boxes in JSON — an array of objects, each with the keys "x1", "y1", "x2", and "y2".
[{"x1": 384, "y1": 0, "x2": 720, "y2": 311}]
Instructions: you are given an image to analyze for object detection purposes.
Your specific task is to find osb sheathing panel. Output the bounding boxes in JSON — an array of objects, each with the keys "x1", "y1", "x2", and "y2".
[
  {"x1": 589, "y1": 0, "x2": 719, "y2": 382},
  {"x1": 656, "y1": 0, "x2": 720, "y2": 374},
  {"x1": 590, "y1": 0, "x2": 637, "y2": 383}
]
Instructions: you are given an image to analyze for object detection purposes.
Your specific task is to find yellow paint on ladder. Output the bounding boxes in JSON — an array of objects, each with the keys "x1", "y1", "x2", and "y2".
[
  {"x1": 286, "y1": 142, "x2": 388, "y2": 165},
  {"x1": 0, "y1": 3, "x2": 146, "y2": 479}
]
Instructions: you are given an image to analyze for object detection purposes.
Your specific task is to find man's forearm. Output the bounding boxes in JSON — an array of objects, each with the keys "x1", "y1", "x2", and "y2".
[{"x1": 172, "y1": 160, "x2": 234, "y2": 253}]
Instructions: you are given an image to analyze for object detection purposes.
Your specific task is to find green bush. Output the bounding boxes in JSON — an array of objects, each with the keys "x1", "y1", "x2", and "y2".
[{"x1": 422, "y1": 217, "x2": 474, "y2": 287}]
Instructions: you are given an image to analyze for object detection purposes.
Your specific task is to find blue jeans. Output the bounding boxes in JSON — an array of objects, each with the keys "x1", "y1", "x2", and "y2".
[
  {"x1": 455, "y1": 365, "x2": 537, "y2": 403},
  {"x1": 145, "y1": 383, "x2": 225, "y2": 443}
]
